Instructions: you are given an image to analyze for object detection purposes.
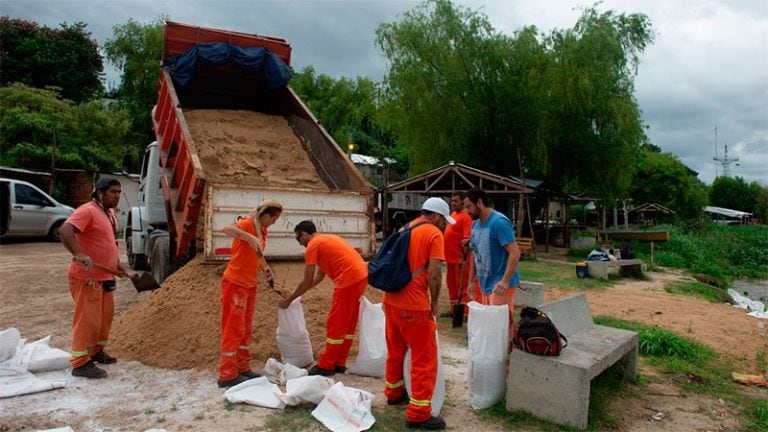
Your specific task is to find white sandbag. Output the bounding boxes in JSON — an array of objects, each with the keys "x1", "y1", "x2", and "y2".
[
  {"x1": 311, "y1": 382, "x2": 375, "y2": 432},
  {"x1": 0, "y1": 328, "x2": 20, "y2": 362},
  {"x1": 0, "y1": 338, "x2": 27, "y2": 377},
  {"x1": 282, "y1": 375, "x2": 335, "y2": 406},
  {"x1": 34, "y1": 427, "x2": 74, "y2": 432},
  {"x1": 260, "y1": 357, "x2": 308, "y2": 385},
  {"x1": 223, "y1": 376, "x2": 285, "y2": 409},
  {"x1": 22, "y1": 336, "x2": 71, "y2": 372},
  {"x1": 277, "y1": 297, "x2": 314, "y2": 368},
  {"x1": 347, "y1": 297, "x2": 387, "y2": 378},
  {"x1": 467, "y1": 301, "x2": 509, "y2": 410},
  {"x1": 403, "y1": 331, "x2": 445, "y2": 417},
  {"x1": 0, "y1": 371, "x2": 66, "y2": 398},
  {"x1": 728, "y1": 289, "x2": 766, "y2": 312}
]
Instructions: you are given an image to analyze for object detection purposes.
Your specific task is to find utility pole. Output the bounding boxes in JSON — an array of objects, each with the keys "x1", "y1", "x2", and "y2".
[{"x1": 713, "y1": 144, "x2": 739, "y2": 178}]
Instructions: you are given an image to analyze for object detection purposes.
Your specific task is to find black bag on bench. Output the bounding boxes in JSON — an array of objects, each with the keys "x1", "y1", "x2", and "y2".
[{"x1": 513, "y1": 307, "x2": 568, "y2": 356}]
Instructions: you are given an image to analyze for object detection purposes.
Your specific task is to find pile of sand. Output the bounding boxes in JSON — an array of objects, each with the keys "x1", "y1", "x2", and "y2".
[
  {"x1": 110, "y1": 258, "x2": 381, "y2": 371},
  {"x1": 184, "y1": 109, "x2": 329, "y2": 189}
]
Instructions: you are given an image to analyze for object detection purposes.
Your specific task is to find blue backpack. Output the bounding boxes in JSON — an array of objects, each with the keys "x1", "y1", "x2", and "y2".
[{"x1": 368, "y1": 221, "x2": 429, "y2": 292}]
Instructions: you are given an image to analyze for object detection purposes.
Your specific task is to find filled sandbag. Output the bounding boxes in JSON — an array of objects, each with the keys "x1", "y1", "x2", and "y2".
[
  {"x1": 347, "y1": 297, "x2": 387, "y2": 378},
  {"x1": 276, "y1": 297, "x2": 314, "y2": 368},
  {"x1": 467, "y1": 301, "x2": 509, "y2": 409}
]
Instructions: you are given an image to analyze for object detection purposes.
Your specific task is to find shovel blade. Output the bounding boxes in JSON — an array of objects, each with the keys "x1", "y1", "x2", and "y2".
[{"x1": 131, "y1": 272, "x2": 161, "y2": 292}]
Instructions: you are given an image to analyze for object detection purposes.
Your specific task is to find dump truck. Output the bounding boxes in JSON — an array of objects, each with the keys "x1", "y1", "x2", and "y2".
[{"x1": 126, "y1": 21, "x2": 375, "y2": 283}]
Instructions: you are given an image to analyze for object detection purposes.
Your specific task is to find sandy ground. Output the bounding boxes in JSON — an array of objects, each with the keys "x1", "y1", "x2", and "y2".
[{"x1": 1, "y1": 240, "x2": 765, "y2": 432}]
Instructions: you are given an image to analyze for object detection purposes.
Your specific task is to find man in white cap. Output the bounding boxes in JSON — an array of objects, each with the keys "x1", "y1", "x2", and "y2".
[{"x1": 382, "y1": 197, "x2": 454, "y2": 431}]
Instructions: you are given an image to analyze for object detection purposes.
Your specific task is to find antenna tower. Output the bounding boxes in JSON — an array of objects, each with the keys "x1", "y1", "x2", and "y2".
[{"x1": 713, "y1": 144, "x2": 739, "y2": 178}]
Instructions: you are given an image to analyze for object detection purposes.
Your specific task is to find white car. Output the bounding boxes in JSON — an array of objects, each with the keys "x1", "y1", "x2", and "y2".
[{"x1": 0, "y1": 178, "x2": 75, "y2": 242}]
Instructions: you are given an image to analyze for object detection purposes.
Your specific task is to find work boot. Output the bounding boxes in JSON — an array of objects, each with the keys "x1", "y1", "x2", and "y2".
[
  {"x1": 71, "y1": 360, "x2": 107, "y2": 379},
  {"x1": 386, "y1": 392, "x2": 409, "y2": 406},
  {"x1": 239, "y1": 370, "x2": 261, "y2": 379},
  {"x1": 335, "y1": 365, "x2": 347, "y2": 374},
  {"x1": 307, "y1": 364, "x2": 335, "y2": 376},
  {"x1": 406, "y1": 416, "x2": 446, "y2": 430},
  {"x1": 217, "y1": 374, "x2": 252, "y2": 388},
  {"x1": 91, "y1": 349, "x2": 117, "y2": 364}
]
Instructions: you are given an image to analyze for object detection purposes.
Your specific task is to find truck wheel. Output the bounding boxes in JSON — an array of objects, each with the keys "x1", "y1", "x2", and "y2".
[
  {"x1": 47, "y1": 221, "x2": 64, "y2": 242},
  {"x1": 126, "y1": 219, "x2": 148, "y2": 270},
  {"x1": 151, "y1": 236, "x2": 171, "y2": 283},
  {"x1": 127, "y1": 235, "x2": 148, "y2": 270}
]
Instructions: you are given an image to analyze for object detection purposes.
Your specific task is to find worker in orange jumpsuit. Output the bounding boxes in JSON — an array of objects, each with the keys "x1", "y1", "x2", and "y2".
[
  {"x1": 278, "y1": 220, "x2": 368, "y2": 376},
  {"x1": 60, "y1": 177, "x2": 129, "y2": 379},
  {"x1": 217, "y1": 199, "x2": 283, "y2": 388},
  {"x1": 442, "y1": 191, "x2": 473, "y2": 318},
  {"x1": 383, "y1": 197, "x2": 454, "y2": 431}
]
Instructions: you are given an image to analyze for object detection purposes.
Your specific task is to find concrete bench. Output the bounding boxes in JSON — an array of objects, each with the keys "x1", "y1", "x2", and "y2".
[
  {"x1": 515, "y1": 281, "x2": 544, "y2": 308},
  {"x1": 506, "y1": 293, "x2": 638, "y2": 429},
  {"x1": 586, "y1": 258, "x2": 644, "y2": 279}
]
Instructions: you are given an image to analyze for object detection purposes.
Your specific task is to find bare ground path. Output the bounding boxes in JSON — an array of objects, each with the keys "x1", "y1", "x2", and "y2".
[{"x1": 1, "y1": 241, "x2": 764, "y2": 431}]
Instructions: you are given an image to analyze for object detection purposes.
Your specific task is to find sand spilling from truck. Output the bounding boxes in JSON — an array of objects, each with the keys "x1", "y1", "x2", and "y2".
[
  {"x1": 109, "y1": 258, "x2": 381, "y2": 370},
  {"x1": 183, "y1": 109, "x2": 329, "y2": 189}
]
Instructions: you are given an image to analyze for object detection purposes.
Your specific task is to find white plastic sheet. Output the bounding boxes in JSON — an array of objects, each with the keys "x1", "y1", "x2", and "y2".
[
  {"x1": 728, "y1": 289, "x2": 768, "y2": 319},
  {"x1": 261, "y1": 357, "x2": 308, "y2": 385},
  {"x1": 276, "y1": 297, "x2": 314, "y2": 367},
  {"x1": 403, "y1": 332, "x2": 445, "y2": 417},
  {"x1": 0, "y1": 371, "x2": 66, "y2": 398},
  {"x1": 311, "y1": 382, "x2": 375, "y2": 432},
  {"x1": 347, "y1": 297, "x2": 387, "y2": 378},
  {"x1": 466, "y1": 301, "x2": 509, "y2": 410},
  {"x1": 223, "y1": 376, "x2": 286, "y2": 409},
  {"x1": 282, "y1": 375, "x2": 335, "y2": 406}
]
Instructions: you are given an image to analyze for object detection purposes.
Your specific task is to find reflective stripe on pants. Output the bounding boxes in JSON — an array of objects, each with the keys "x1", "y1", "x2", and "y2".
[
  {"x1": 69, "y1": 276, "x2": 114, "y2": 368},
  {"x1": 218, "y1": 277, "x2": 257, "y2": 381},
  {"x1": 316, "y1": 277, "x2": 367, "y2": 370}
]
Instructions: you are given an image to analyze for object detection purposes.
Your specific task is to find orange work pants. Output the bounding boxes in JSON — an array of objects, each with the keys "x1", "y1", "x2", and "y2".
[
  {"x1": 218, "y1": 276, "x2": 257, "y2": 381},
  {"x1": 445, "y1": 262, "x2": 469, "y2": 312},
  {"x1": 69, "y1": 275, "x2": 114, "y2": 368},
  {"x1": 317, "y1": 277, "x2": 367, "y2": 370},
  {"x1": 384, "y1": 303, "x2": 437, "y2": 423}
]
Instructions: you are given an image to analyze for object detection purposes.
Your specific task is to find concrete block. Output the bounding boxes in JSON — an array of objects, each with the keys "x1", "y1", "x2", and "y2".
[
  {"x1": 540, "y1": 293, "x2": 593, "y2": 336},
  {"x1": 586, "y1": 259, "x2": 644, "y2": 279},
  {"x1": 516, "y1": 281, "x2": 544, "y2": 307}
]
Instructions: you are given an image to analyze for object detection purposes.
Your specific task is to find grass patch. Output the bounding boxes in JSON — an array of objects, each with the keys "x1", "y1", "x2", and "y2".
[
  {"x1": 518, "y1": 260, "x2": 615, "y2": 290},
  {"x1": 664, "y1": 280, "x2": 731, "y2": 303},
  {"x1": 595, "y1": 315, "x2": 767, "y2": 429},
  {"x1": 260, "y1": 404, "x2": 407, "y2": 431}
]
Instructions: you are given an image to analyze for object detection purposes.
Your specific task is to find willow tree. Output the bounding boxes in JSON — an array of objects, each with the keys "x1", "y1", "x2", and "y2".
[{"x1": 376, "y1": 0, "x2": 654, "y2": 201}]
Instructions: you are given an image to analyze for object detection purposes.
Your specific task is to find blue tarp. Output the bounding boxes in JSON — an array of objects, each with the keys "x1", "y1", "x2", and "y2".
[{"x1": 164, "y1": 42, "x2": 292, "y2": 89}]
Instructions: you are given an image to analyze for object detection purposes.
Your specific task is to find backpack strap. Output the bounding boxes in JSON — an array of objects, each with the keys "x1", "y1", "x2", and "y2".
[{"x1": 404, "y1": 220, "x2": 431, "y2": 278}]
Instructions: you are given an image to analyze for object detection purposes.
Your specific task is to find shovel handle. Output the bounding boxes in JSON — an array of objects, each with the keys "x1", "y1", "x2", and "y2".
[{"x1": 91, "y1": 262, "x2": 128, "y2": 277}]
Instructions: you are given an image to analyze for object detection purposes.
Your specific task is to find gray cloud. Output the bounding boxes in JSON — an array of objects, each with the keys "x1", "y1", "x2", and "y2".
[{"x1": 2, "y1": 0, "x2": 766, "y2": 185}]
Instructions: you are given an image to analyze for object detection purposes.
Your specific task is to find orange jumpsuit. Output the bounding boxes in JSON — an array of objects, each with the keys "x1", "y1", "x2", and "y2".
[
  {"x1": 65, "y1": 201, "x2": 120, "y2": 368},
  {"x1": 304, "y1": 234, "x2": 368, "y2": 370},
  {"x1": 443, "y1": 210, "x2": 472, "y2": 312},
  {"x1": 218, "y1": 218, "x2": 267, "y2": 381},
  {"x1": 383, "y1": 217, "x2": 444, "y2": 423}
]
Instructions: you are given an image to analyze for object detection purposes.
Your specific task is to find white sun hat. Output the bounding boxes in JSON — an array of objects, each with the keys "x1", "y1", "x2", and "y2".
[{"x1": 422, "y1": 197, "x2": 456, "y2": 224}]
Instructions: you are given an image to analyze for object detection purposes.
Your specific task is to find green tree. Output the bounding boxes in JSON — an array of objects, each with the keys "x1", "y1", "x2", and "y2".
[
  {"x1": 628, "y1": 150, "x2": 707, "y2": 219},
  {"x1": 0, "y1": 17, "x2": 104, "y2": 103},
  {"x1": 103, "y1": 18, "x2": 165, "y2": 155},
  {"x1": 710, "y1": 176, "x2": 767, "y2": 220},
  {"x1": 0, "y1": 83, "x2": 131, "y2": 172},
  {"x1": 376, "y1": 0, "x2": 654, "y2": 201}
]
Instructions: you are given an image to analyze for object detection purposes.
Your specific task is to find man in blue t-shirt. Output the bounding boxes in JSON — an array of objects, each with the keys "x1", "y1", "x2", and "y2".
[{"x1": 463, "y1": 187, "x2": 521, "y2": 342}]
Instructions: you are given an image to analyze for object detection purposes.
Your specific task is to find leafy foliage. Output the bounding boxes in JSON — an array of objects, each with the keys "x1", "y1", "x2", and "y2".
[
  {"x1": 0, "y1": 17, "x2": 104, "y2": 103},
  {"x1": 710, "y1": 176, "x2": 768, "y2": 221},
  {"x1": 0, "y1": 83, "x2": 130, "y2": 172},
  {"x1": 103, "y1": 18, "x2": 165, "y2": 159},
  {"x1": 376, "y1": 0, "x2": 654, "y2": 201}
]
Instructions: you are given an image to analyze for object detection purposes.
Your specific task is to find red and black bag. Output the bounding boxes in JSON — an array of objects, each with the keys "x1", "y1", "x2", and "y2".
[{"x1": 512, "y1": 307, "x2": 568, "y2": 356}]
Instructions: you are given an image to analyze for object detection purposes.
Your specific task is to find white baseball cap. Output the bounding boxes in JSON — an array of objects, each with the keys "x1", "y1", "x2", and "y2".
[{"x1": 422, "y1": 197, "x2": 456, "y2": 224}]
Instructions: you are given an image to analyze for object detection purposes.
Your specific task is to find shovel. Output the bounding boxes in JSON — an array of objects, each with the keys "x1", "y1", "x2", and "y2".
[
  {"x1": 92, "y1": 263, "x2": 161, "y2": 292},
  {"x1": 452, "y1": 261, "x2": 467, "y2": 328},
  {"x1": 255, "y1": 248, "x2": 281, "y2": 296}
]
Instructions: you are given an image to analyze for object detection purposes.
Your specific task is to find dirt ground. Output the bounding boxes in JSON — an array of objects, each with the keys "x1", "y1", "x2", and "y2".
[{"x1": 1, "y1": 240, "x2": 765, "y2": 432}]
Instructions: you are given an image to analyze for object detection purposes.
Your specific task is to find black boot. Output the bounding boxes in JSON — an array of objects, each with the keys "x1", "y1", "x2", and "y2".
[{"x1": 72, "y1": 360, "x2": 107, "y2": 379}]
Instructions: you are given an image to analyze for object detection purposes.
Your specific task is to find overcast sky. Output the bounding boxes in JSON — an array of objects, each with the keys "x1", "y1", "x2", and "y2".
[{"x1": 3, "y1": 0, "x2": 767, "y2": 186}]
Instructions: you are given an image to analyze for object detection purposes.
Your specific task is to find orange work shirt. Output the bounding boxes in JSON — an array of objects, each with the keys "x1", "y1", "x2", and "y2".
[
  {"x1": 443, "y1": 210, "x2": 472, "y2": 264},
  {"x1": 304, "y1": 233, "x2": 367, "y2": 288},
  {"x1": 67, "y1": 201, "x2": 120, "y2": 281},
  {"x1": 383, "y1": 216, "x2": 445, "y2": 311},
  {"x1": 222, "y1": 217, "x2": 267, "y2": 287}
]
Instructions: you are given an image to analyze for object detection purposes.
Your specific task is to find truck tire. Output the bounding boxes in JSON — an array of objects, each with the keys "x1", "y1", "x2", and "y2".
[
  {"x1": 47, "y1": 221, "x2": 64, "y2": 242},
  {"x1": 151, "y1": 236, "x2": 171, "y2": 284},
  {"x1": 126, "y1": 219, "x2": 148, "y2": 270}
]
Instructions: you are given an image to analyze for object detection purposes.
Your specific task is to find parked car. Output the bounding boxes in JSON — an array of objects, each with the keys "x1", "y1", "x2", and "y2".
[{"x1": 0, "y1": 178, "x2": 74, "y2": 242}]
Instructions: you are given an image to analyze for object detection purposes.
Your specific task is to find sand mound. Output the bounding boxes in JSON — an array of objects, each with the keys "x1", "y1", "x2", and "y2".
[
  {"x1": 184, "y1": 109, "x2": 329, "y2": 189},
  {"x1": 110, "y1": 257, "x2": 384, "y2": 371}
]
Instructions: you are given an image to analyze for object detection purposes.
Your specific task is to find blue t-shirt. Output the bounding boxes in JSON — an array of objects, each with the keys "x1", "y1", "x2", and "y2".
[{"x1": 470, "y1": 210, "x2": 521, "y2": 294}]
